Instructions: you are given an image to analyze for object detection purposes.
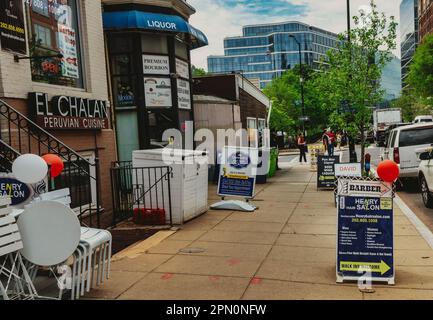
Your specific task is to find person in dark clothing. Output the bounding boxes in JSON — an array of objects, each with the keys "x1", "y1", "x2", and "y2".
[{"x1": 297, "y1": 133, "x2": 307, "y2": 163}]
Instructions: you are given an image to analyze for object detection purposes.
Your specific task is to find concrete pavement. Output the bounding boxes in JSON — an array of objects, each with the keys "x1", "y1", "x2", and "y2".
[{"x1": 85, "y1": 160, "x2": 433, "y2": 300}]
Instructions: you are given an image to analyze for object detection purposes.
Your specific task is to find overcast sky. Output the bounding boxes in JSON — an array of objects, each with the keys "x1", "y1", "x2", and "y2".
[{"x1": 188, "y1": 0, "x2": 402, "y2": 70}]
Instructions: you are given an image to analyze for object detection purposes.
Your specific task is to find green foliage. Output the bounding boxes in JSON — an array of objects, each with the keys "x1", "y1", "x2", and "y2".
[
  {"x1": 407, "y1": 34, "x2": 433, "y2": 99},
  {"x1": 264, "y1": 65, "x2": 328, "y2": 136},
  {"x1": 391, "y1": 93, "x2": 432, "y2": 123},
  {"x1": 192, "y1": 65, "x2": 207, "y2": 77}
]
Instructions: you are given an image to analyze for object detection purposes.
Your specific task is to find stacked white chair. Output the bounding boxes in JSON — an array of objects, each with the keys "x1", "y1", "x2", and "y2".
[
  {"x1": 0, "y1": 196, "x2": 37, "y2": 300},
  {"x1": 35, "y1": 189, "x2": 112, "y2": 300}
]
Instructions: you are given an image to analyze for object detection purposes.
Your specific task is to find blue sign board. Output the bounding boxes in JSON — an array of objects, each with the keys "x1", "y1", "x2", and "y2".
[
  {"x1": 217, "y1": 147, "x2": 258, "y2": 199},
  {"x1": 337, "y1": 195, "x2": 394, "y2": 282},
  {"x1": 0, "y1": 178, "x2": 32, "y2": 206}
]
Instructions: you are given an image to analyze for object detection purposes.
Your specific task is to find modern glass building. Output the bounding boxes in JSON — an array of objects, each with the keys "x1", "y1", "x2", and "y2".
[
  {"x1": 207, "y1": 22, "x2": 340, "y2": 89},
  {"x1": 400, "y1": 0, "x2": 419, "y2": 89},
  {"x1": 381, "y1": 54, "x2": 402, "y2": 101}
]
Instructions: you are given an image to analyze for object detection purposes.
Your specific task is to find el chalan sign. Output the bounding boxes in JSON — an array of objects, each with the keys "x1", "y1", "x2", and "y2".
[{"x1": 336, "y1": 179, "x2": 394, "y2": 285}]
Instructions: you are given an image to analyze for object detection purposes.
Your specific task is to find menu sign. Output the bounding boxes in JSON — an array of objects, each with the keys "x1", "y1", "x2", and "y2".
[
  {"x1": 317, "y1": 156, "x2": 340, "y2": 189},
  {"x1": 144, "y1": 78, "x2": 172, "y2": 108},
  {"x1": 177, "y1": 79, "x2": 191, "y2": 110},
  {"x1": 0, "y1": 0, "x2": 26, "y2": 54},
  {"x1": 143, "y1": 55, "x2": 170, "y2": 75}
]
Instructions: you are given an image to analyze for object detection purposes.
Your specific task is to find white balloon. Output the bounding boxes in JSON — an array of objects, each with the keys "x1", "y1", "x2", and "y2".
[{"x1": 12, "y1": 154, "x2": 48, "y2": 184}]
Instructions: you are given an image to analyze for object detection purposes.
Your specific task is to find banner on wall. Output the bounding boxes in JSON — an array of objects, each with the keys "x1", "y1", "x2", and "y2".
[
  {"x1": 143, "y1": 55, "x2": 170, "y2": 75},
  {"x1": 144, "y1": 78, "x2": 172, "y2": 108},
  {"x1": 0, "y1": 0, "x2": 26, "y2": 54},
  {"x1": 177, "y1": 79, "x2": 191, "y2": 110}
]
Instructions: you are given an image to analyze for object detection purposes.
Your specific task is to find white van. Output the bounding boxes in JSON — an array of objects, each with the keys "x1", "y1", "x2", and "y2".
[{"x1": 382, "y1": 123, "x2": 433, "y2": 179}]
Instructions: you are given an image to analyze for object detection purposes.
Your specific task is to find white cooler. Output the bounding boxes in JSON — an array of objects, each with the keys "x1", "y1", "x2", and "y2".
[{"x1": 132, "y1": 149, "x2": 209, "y2": 225}]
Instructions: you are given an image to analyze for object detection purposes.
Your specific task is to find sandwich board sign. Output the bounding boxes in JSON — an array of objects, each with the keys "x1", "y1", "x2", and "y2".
[
  {"x1": 317, "y1": 155, "x2": 340, "y2": 189},
  {"x1": 217, "y1": 146, "x2": 258, "y2": 199},
  {"x1": 336, "y1": 179, "x2": 394, "y2": 285},
  {"x1": 335, "y1": 163, "x2": 362, "y2": 178}
]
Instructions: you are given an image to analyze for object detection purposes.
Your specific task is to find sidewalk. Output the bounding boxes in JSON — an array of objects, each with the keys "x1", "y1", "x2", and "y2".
[{"x1": 85, "y1": 162, "x2": 433, "y2": 300}]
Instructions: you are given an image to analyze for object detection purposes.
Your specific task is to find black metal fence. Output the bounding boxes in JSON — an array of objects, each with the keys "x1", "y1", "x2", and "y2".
[{"x1": 110, "y1": 161, "x2": 173, "y2": 227}]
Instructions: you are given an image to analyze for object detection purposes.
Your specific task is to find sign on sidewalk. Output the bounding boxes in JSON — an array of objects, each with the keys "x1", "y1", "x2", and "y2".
[
  {"x1": 317, "y1": 156, "x2": 340, "y2": 189},
  {"x1": 336, "y1": 179, "x2": 394, "y2": 285},
  {"x1": 335, "y1": 163, "x2": 362, "y2": 178},
  {"x1": 217, "y1": 147, "x2": 258, "y2": 199}
]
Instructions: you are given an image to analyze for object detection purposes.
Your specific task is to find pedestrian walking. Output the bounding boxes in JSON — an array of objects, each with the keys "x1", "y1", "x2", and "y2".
[
  {"x1": 322, "y1": 129, "x2": 329, "y2": 154},
  {"x1": 327, "y1": 129, "x2": 336, "y2": 156},
  {"x1": 298, "y1": 133, "x2": 307, "y2": 163},
  {"x1": 336, "y1": 132, "x2": 342, "y2": 151}
]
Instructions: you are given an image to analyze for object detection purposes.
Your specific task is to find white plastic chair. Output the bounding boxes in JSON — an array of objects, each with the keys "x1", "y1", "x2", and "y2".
[
  {"x1": 0, "y1": 197, "x2": 37, "y2": 300},
  {"x1": 33, "y1": 188, "x2": 112, "y2": 299}
]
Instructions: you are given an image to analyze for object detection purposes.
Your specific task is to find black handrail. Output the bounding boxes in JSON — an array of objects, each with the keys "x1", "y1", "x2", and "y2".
[{"x1": 0, "y1": 99, "x2": 102, "y2": 228}]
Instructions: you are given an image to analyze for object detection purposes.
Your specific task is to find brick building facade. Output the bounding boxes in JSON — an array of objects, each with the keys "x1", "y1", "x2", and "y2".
[
  {"x1": 0, "y1": 0, "x2": 116, "y2": 228},
  {"x1": 419, "y1": 0, "x2": 433, "y2": 41}
]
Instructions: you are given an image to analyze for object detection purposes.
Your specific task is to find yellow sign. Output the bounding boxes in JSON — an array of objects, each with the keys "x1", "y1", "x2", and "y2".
[
  {"x1": 380, "y1": 198, "x2": 393, "y2": 210},
  {"x1": 339, "y1": 261, "x2": 391, "y2": 275}
]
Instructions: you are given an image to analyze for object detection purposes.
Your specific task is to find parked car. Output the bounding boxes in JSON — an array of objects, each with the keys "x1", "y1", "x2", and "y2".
[
  {"x1": 414, "y1": 115, "x2": 433, "y2": 124},
  {"x1": 382, "y1": 123, "x2": 433, "y2": 180},
  {"x1": 383, "y1": 123, "x2": 411, "y2": 147},
  {"x1": 418, "y1": 149, "x2": 433, "y2": 208}
]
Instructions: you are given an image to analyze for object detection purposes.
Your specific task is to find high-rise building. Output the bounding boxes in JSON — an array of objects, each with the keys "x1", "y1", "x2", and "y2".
[
  {"x1": 381, "y1": 54, "x2": 402, "y2": 101},
  {"x1": 207, "y1": 22, "x2": 340, "y2": 89},
  {"x1": 419, "y1": 0, "x2": 433, "y2": 41},
  {"x1": 400, "y1": 0, "x2": 419, "y2": 89}
]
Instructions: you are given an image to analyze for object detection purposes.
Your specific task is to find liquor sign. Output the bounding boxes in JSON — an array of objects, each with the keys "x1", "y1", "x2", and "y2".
[
  {"x1": 335, "y1": 163, "x2": 362, "y2": 178},
  {"x1": 337, "y1": 192, "x2": 394, "y2": 284},
  {"x1": 0, "y1": 0, "x2": 26, "y2": 54},
  {"x1": 177, "y1": 79, "x2": 191, "y2": 110},
  {"x1": 144, "y1": 78, "x2": 172, "y2": 108},
  {"x1": 217, "y1": 147, "x2": 258, "y2": 199},
  {"x1": 142, "y1": 55, "x2": 170, "y2": 75},
  {"x1": 29, "y1": 92, "x2": 109, "y2": 130},
  {"x1": 176, "y1": 58, "x2": 190, "y2": 79},
  {"x1": 317, "y1": 156, "x2": 340, "y2": 189}
]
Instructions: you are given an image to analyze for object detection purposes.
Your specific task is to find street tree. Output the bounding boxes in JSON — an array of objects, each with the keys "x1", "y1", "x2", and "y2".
[
  {"x1": 192, "y1": 65, "x2": 207, "y2": 77},
  {"x1": 314, "y1": 0, "x2": 397, "y2": 169},
  {"x1": 407, "y1": 34, "x2": 433, "y2": 101}
]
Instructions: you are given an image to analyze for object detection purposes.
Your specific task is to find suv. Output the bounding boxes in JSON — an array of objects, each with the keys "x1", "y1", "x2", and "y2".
[
  {"x1": 414, "y1": 115, "x2": 433, "y2": 124},
  {"x1": 382, "y1": 123, "x2": 433, "y2": 179},
  {"x1": 418, "y1": 149, "x2": 433, "y2": 208}
]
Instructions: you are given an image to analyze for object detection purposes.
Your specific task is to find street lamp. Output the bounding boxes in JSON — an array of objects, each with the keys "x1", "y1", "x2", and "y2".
[{"x1": 288, "y1": 34, "x2": 306, "y2": 137}]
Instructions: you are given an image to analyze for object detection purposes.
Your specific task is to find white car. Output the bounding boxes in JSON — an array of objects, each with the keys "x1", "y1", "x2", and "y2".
[
  {"x1": 414, "y1": 115, "x2": 433, "y2": 124},
  {"x1": 382, "y1": 123, "x2": 433, "y2": 180},
  {"x1": 418, "y1": 149, "x2": 433, "y2": 208}
]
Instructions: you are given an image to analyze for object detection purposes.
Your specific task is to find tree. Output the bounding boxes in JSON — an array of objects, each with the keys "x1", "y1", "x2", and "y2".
[
  {"x1": 264, "y1": 66, "x2": 328, "y2": 138},
  {"x1": 407, "y1": 34, "x2": 433, "y2": 100},
  {"x1": 313, "y1": 0, "x2": 397, "y2": 169},
  {"x1": 192, "y1": 65, "x2": 207, "y2": 77},
  {"x1": 391, "y1": 93, "x2": 431, "y2": 123}
]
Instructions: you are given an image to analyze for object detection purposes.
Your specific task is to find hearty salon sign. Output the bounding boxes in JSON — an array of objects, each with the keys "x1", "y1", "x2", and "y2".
[{"x1": 29, "y1": 92, "x2": 109, "y2": 130}]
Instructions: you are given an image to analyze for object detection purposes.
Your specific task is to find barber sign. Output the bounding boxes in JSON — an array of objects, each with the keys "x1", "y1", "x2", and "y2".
[
  {"x1": 337, "y1": 179, "x2": 393, "y2": 198},
  {"x1": 0, "y1": 176, "x2": 32, "y2": 207}
]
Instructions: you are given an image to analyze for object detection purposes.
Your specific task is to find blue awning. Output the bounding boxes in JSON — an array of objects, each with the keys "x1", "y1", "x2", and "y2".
[{"x1": 103, "y1": 10, "x2": 208, "y2": 49}]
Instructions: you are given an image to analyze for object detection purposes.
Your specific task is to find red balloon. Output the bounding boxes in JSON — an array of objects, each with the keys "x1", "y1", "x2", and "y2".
[
  {"x1": 377, "y1": 160, "x2": 399, "y2": 182},
  {"x1": 42, "y1": 154, "x2": 64, "y2": 178}
]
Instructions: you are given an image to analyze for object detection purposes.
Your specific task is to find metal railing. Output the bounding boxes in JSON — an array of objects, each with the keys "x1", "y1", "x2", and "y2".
[
  {"x1": 0, "y1": 100, "x2": 102, "y2": 228},
  {"x1": 110, "y1": 161, "x2": 173, "y2": 227}
]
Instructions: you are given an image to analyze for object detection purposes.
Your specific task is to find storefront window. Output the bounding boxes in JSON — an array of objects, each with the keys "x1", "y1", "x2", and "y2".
[
  {"x1": 141, "y1": 34, "x2": 168, "y2": 54},
  {"x1": 26, "y1": 0, "x2": 84, "y2": 88},
  {"x1": 175, "y1": 39, "x2": 188, "y2": 60},
  {"x1": 112, "y1": 76, "x2": 136, "y2": 108}
]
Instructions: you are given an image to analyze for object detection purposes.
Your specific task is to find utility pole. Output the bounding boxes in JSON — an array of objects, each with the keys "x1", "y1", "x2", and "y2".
[{"x1": 289, "y1": 34, "x2": 306, "y2": 137}]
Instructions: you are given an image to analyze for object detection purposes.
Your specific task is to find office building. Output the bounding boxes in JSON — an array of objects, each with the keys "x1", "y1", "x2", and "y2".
[
  {"x1": 400, "y1": 0, "x2": 419, "y2": 88},
  {"x1": 207, "y1": 22, "x2": 340, "y2": 89}
]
